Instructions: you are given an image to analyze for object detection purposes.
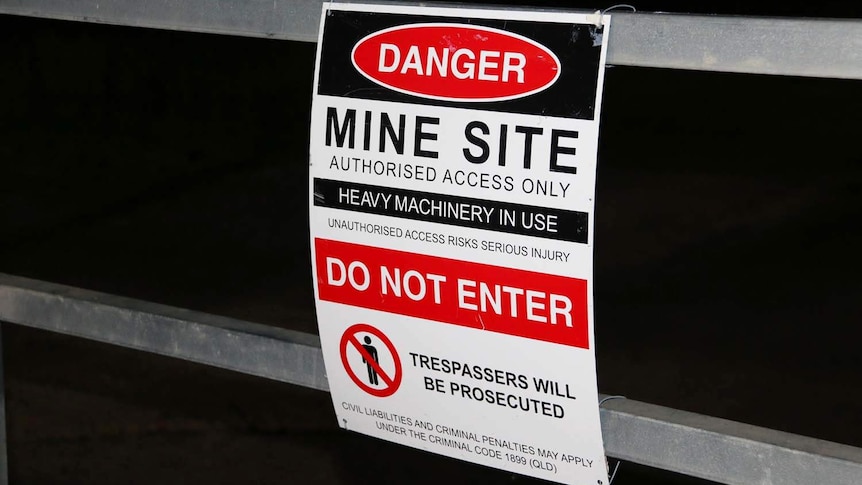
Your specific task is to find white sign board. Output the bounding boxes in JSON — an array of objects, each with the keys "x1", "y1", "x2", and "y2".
[{"x1": 309, "y1": 3, "x2": 610, "y2": 483}]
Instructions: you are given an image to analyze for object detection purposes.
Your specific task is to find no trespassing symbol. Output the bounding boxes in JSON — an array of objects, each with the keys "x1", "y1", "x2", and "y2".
[{"x1": 340, "y1": 323, "x2": 403, "y2": 397}]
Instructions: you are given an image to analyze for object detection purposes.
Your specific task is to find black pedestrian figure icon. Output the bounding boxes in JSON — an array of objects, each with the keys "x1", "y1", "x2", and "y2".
[{"x1": 361, "y1": 335, "x2": 379, "y2": 385}]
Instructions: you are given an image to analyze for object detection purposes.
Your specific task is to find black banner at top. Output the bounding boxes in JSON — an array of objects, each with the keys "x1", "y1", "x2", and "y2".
[{"x1": 317, "y1": 10, "x2": 604, "y2": 120}]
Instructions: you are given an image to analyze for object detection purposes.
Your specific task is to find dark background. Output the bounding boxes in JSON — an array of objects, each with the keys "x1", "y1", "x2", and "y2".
[{"x1": 1, "y1": 1, "x2": 861, "y2": 484}]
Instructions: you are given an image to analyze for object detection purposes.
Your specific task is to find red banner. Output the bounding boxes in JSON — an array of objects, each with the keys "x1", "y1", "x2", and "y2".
[{"x1": 315, "y1": 238, "x2": 588, "y2": 348}]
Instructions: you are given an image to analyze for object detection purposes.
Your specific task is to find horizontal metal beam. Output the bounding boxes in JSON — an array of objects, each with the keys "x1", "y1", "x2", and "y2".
[
  {"x1": 600, "y1": 398, "x2": 862, "y2": 485},
  {"x1": 607, "y1": 14, "x2": 862, "y2": 79},
  {"x1": 0, "y1": 0, "x2": 324, "y2": 43},
  {"x1": 0, "y1": 273, "x2": 328, "y2": 391},
  {"x1": 1, "y1": 0, "x2": 861, "y2": 79},
  {"x1": 2, "y1": 273, "x2": 862, "y2": 484}
]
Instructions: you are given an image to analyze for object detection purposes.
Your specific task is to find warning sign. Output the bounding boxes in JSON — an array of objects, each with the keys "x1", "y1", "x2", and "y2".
[{"x1": 309, "y1": 3, "x2": 610, "y2": 484}]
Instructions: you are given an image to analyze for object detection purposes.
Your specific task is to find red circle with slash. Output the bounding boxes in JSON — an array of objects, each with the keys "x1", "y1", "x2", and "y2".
[{"x1": 339, "y1": 323, "x2": 402, "y2": 397}]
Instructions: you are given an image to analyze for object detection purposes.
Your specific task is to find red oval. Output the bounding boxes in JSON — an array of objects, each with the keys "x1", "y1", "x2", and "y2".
[{"x1": 351, "y1": 23, "x2": 560, "y2": 102}]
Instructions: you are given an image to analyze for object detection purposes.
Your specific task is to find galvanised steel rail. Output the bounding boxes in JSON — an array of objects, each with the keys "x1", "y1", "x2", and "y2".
[
  {"x1": 2, "y1": 273, "x2": 862, "y2": 485},
  {"x1": 0, "y1": 0, "x2": 861, "y2": 79}
]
